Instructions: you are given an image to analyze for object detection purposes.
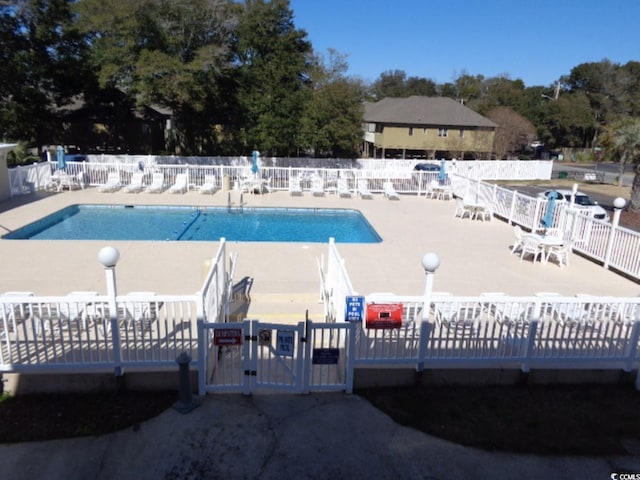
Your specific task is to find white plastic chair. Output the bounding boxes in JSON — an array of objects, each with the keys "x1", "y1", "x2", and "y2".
[
  {"x1": 97, "y1": 172, "x2": 122, "y2": 192},
  {"x1": 519, "y1": 234, "x2": 544, "y2": 263},
  {"x1": 357, "y1": 179, "x2": 372, "y2": 199},
  {"x1": 454, "y1": 198, "x2": 472, "y2": 219},
  {"x1": 337, "y1": 178, "x2": 351, "y2": 198},
  {"x1": 1, "y1": 291, "x2": 34, "y2": 336},
  {"x1": 198, "y1": 175, "x2": 217, "y2": 194},
  {"x1": 547, "y1": 240, "x2": 573, "y2": 268},
  {"x1": 511, "y1": 226, "x2": 524, "y2": 254},
  {"x1": 122, "y1": 292, "x2": 157, "y2": 334},
  {"x1": 288, "y1": 177, "x2": 303, "y2": 196},
  {"x1": 123, "y1": 172, "x2": 145, "y2": 193},
  {"x1": 168, "y1": 173, "x2": 188, "y2": 194},
  {"x1": 145, "y1": 173, "x2": 165, "y2": 193},
  {"x1": 311, "y1": 176, "x2": 325, "y2": 196},
  {"x1": 383, "y1": 181, "x2": 399, "y2": 200}
]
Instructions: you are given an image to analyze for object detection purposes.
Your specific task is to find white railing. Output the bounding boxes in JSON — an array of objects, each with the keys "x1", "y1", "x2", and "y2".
[
  {"x1": 353, "y1": 294, "x2": 640, "y2": 374},
  {"x1": 0, "y1": 293, "x2": 199, "y2": 373},
  {"x1": 200, "y1": 238, "x2": 234, "y2": 324},
  {"x1": 319, "y1": 238, "x2": 356, "y2": 323},
  {"x1": 7, "y1": 157, "x2": 552, "y2": 197}
]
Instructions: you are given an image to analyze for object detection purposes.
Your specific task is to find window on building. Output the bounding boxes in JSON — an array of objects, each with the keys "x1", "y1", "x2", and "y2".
[
  {"x1": 459, "y1": 129, "x2": 464, "y2": 138},
  {"x1": 409, "y1": 127, "x2": 414, "y2": 136},
  {"x1": 438, "y1": 128, "x2": 448, "y2": 137},
  {"x1": 423, "y1": 128, "x2": 428, "y2": 135}
]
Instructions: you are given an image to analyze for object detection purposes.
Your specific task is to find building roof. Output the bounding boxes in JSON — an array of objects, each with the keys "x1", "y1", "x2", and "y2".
[{"x1": 363, "y1": 96, "x2": 497, "y2": 128}]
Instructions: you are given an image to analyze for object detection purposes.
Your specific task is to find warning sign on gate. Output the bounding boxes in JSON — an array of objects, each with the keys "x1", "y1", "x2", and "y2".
[
  {"x1": 275, "y1": 330, "x2": 295, "y2": 357},
  {"x1": 213, "y1": 328, "x2": 242, "y2": 346},
  {"x1": 365, "y1": 303, "x2": 403, "y2": 329}
]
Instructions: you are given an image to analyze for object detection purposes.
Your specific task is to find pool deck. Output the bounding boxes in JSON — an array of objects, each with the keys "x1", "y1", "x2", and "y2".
[{"x1": 0, "y1": 188, "x2": 638, "y2": 322}]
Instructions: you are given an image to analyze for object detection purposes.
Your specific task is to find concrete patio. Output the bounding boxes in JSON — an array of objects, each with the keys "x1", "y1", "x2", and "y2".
[{"x1": 0, "y1": 187, "x2": 638, "y2": 322}]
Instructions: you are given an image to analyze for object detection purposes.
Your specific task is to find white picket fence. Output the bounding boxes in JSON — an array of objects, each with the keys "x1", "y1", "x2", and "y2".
[
  {"x1": 0, "y1": 241, "x2": 231, "y2": 375},
  {"x1": 3, "y1": 237, "x2": 640, "y2": 392}
]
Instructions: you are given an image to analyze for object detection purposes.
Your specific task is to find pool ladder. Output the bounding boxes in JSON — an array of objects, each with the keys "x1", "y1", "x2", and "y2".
[{"x1": 227, "y1": 192, "x2": 244, "y2": 213}]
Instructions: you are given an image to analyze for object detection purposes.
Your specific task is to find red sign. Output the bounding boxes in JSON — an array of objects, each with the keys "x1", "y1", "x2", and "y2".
[
  {"x1": 365, "y1": 303, "x2": 403, "y2": 329},
  {"x1": 213, "y1": 328, "x2": 243, "y2": 346}
]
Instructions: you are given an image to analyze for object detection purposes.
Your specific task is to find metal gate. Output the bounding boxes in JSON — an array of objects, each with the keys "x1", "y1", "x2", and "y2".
[{"x1": 198, "y1": 319, "x2": 355, "y2": 395}]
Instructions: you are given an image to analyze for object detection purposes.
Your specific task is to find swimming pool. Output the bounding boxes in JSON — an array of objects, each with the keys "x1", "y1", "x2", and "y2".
[{"x1": 3, "y1": 205, "x2": 382, "y2": 243}]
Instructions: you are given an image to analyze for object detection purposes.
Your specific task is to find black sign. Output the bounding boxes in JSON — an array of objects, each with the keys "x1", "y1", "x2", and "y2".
[{"x1": 312, "y1": 348, "x2": 339, "y2": 365}]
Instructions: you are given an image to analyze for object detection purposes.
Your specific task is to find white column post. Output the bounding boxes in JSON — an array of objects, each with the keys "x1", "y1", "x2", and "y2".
[
  {"x1": 604, "y1": 197, "x2": 626, "y2": 269},
  {"x1": 98, "y1": 246, "x2": 122, "y2": 376},
  {"x1": 421, "y1": 253, "x2": 440, "y2": 322}
]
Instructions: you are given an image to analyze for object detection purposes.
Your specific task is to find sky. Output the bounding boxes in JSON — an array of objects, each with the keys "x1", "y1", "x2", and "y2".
[{"x1": 288, "y1": 0, "x2": 640, "y2": 88}]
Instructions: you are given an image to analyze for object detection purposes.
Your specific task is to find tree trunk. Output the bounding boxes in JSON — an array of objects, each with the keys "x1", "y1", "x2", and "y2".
[
  {"x1": 629, "y1": 167, "x2": 640, "y2": 213},
  {"x1": 618, "y1": 151, "x2": 628, "y2": 187}
]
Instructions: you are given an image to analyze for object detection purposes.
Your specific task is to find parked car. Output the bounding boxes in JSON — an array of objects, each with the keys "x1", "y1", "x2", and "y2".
[
  {"x1": 537, "y1": 189, "x2": 609, "y2": 220},
  {"x1": 413, "y1": 163, "x2": 440, "y2": 172}
]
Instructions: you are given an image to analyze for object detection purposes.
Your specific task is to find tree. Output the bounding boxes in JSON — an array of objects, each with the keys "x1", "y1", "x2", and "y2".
[
  {"x1": 232, "y1": 0, "x2": 311, "y2": 156},
  {"x1": 485, "y1": 107, "x2": 536, "y2": 158},
  {"x1": 603, "y1": 119, "x2": 640, "y2": 204},
  {"x1": 0, "y1": 0, "x2": 88, "y2": 150},
  {"x1": 371, "y1": 70, "x2": 436, "y2": 99},
  {"x1": 75, "y1": 0, "x2": 237, "y2": 154},
  {"x1": 299, "y1": 49, "x2": 364, "y2": 157}
]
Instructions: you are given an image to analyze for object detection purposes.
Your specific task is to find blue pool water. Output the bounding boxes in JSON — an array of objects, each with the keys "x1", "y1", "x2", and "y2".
[{"x1": 3, "y1": 205, "x2": 382, "y2": 243}]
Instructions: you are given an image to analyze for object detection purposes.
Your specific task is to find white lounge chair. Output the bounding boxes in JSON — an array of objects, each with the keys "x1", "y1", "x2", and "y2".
[
  {"x1": 383, "y1": 181, "x2": 399, "y2": 200},
  {"x1": 123, "y1": 172, "x2": 145, "y2": 193},
  {"x1": 356, "y1": 179, "x2": 372, "y2": 199},
  {"x1": 145, "y1": 172, "x2": 165, "y2": 193},
  {"x1": 168, "y1": 173, "x2": 188, "y2": 194},
  {"x1": 288, "y1": 177, "x2": 303, "y2": 196},
  {"x1": 198, "y1": 175, "x2": 217, "y2": 194},
  {"x1": 311, "y1": 176, "x2": 325, "y2": 196},
  {"x1": 337, "y1": 178, "x2": 352, "y2": 198},
  {"x1": 97, "y1": 172, "x2": 122, "y2": 192}
]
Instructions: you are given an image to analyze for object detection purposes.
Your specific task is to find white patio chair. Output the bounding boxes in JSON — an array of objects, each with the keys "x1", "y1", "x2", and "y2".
[
  {"x1": 288, "y1": 177, "x2": 303, "y2": 196},
  {"x1": 474, "y1": 202, "x2": 494, "y2": 221},
  {"x1": 433, "y1": 301, "x2": 483, "y2": 337},
  {"x1": 511, "y1": 226, "x2": 524, "y2": 254},
  {"x1": 168, "y1": 173, "x2": 188, "y2": 194},
  {"x1": 357, "y1": 179, "x2": 372, "y2": 199},
  {"x1": 123, "y1": 172, "x2": 145, "y2": 193},
  {"x1": 1, "y1": 291, "x2": 34, "y2": 336},
  {"x1": 122, "y1": 292, "x2": 158, "y2": 334},
  {"x1": 519, "y1": 234, "x2": 544, "y2": 263},
  {"x1": 145, "y1": 172, "x2": 166, "y2": 193},
  {"x1": 198, "y1": 175, "x2": 217, "y2": 194},
  {"x1": 424, "y1": 180, "x2": 439, "y2": 199},
  {"x1": 97, "y1": 172, "x2": 122, "y2": 192},
  {"x1": 337, "y1": 178, "x2": 351, "y2": 198},
  {"x1": 383, "y1": 181, "x2": 399, "y2": 200},
  {"x1": 437, "y1": 184, "x2": 453, "y2": 201},
  {"x1": 547, "y1": 239, "x2": 573, "y2": 268},
  {"x1": 60, "y1": 291, "x2": 100, "y2": 332},
  {"x1": 454, "y1": 197, "x2": 473, "y2": 219}
]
